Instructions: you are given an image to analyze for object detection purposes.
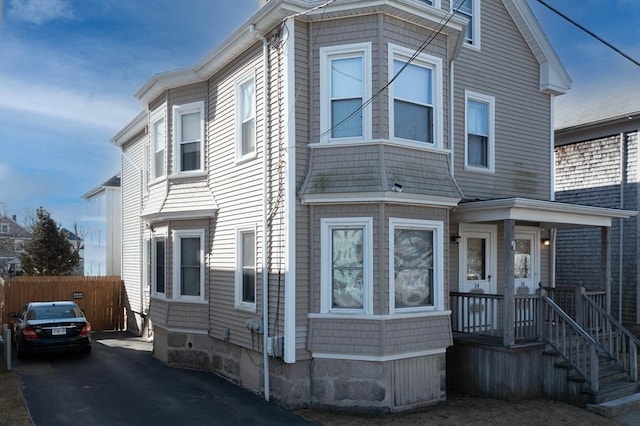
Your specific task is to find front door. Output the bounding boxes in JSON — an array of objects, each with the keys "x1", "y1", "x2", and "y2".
[
  {"x1": 514, "y1": 227, "x2": 540, "y2": 329},
  {"x1": 514, "y1": 228, "x2": 539, "y2": 295},
  {"x1": 458, "y1": 224, "x2": 497, "y2": 332}
]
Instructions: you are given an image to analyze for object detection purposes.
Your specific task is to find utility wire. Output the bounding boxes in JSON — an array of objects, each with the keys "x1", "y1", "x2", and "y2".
[{"x1": 536, "y1": 0, "x2": 640, "y2": 68}]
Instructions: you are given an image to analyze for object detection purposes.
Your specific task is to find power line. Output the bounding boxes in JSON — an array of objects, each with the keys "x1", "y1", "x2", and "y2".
[{"x1": 536, "y1": 0, "x2": 640, "y2": 68}]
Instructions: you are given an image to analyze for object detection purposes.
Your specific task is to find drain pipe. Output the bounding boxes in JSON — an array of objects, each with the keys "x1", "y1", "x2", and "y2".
[
  {"x1": 251, "y1": 23, "x2": 271, "y2": 402},
  {"x1": 619, "y1": 132, "x2": 625, "y2": 322}
]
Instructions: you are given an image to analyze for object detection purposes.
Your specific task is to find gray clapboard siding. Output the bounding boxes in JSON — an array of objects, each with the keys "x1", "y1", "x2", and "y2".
[{"x1": 453, "y1": 0, "x2": 551, "y2": 201}]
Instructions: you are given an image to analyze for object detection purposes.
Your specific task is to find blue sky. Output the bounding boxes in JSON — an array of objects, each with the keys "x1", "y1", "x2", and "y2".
[{"x1": 0, "y1": 0, "x2": 639, "y2": 230}]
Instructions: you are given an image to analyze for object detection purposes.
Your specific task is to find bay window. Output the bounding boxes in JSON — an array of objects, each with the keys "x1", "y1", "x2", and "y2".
[{"x1": 173, "y1": 101, "x2": 204, "y2": 173}]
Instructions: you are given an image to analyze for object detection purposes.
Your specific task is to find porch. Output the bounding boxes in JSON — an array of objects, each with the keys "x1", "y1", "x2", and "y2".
[
  {"x1": 447, "y1": 286, "x2": 640, "y2": 406},
  {"x1": 447, "y1": 198, "x2": 639, "y2": 406}
]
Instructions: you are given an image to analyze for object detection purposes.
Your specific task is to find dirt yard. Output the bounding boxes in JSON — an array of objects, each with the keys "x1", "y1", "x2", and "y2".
[{"x1": 297, "y1": 395, "x2": 619, "y2": 425}]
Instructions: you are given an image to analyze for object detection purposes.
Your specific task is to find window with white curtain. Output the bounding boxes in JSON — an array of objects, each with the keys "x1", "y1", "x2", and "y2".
[
  {"x1": 320, "y1": 217, "x2": 373, "y2": 314},
  {"x1": 465, "y1": 91, "x2": 494, "y2": 172},
  {"x1": 389, "y1": 218, "x2": 444, "y2": 313},
  {"x1": 236, "y1": 74, "x2": 256, "y2": 160}
]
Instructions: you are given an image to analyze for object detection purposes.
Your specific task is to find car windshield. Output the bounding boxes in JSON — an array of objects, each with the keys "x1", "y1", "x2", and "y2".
[{"x1": 28, "y1": 305, "x2": 79, "y2": 320}]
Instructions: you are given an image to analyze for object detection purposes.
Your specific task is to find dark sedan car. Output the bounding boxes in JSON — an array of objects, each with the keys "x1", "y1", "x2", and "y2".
[{"x1": 9, "y1": 301, "x2": 92, "y2": 358}]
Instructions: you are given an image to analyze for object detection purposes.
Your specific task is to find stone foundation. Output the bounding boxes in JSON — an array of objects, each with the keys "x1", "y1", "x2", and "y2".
[{"x1": 152, "y1": 327, "x2": 447, "y2": 411}]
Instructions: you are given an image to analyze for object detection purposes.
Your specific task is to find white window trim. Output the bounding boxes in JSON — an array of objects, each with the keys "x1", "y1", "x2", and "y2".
[
  {"x1": 0, "y1": 223, "x2": 8, "y2": 233},
  {"x1": 151, "y1": 233, "x2": 167, "y2": 298},
  {"x1": 320, "y1": 217, "x2": 373, "y2": 315},
  {"x1": 235, "y1": 72, "x2": 257, "y2": 163},
  {"x1": 319, "y1": 42, "x2": 372, "y2": 144},
  {"x1": 453, "y1": 0, "x2": 481, "y2": 49},
  {"x1": 464, "y1": 90, "x2": 495, "y2": 173},
  {"x1": 149, "y1": 107, "x2": 166, "y2": 183},
  {"x1": 416, "y1": 0, "x2": 441, "y2": 7},
  {"x1": 235, "y1": 224, "x2": 257, "y2": 312},
  {"x1": 389, "y1": 218, "x2": 444, "y2": 314},
  {"x1": 172, "y1": 101, "x2": 205, "y2": 175},
  {"x1": 388, "y1": 44, "x2": 443, "y2": 149},
  {"x1": 172, "y1": 229, "x2": 206, "y2": 302}
]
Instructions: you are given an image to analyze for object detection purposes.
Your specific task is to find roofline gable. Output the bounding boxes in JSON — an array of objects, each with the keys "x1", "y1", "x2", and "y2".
[{"x1": 502, "y1": 0, "x2": 572, "y2": 95}]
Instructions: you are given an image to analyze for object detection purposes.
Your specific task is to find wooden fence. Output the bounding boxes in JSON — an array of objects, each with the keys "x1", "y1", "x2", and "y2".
[{"x1": 0, "y1": 276, "x2": 124, "y2": 332}]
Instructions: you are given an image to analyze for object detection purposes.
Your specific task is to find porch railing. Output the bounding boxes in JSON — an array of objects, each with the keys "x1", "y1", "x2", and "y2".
[
  {"x1": 539, "y1": 293, "x2": 601, "y2": 392},
  {"x1": 580, "y1": 290, "x2": 639, "y2": 381},
  {"x1": 450, "y1": 292, "x2": 539, "y2": 341},
  {"x1": 543, "y1": 286, "x2": 606, "y2": 317}
]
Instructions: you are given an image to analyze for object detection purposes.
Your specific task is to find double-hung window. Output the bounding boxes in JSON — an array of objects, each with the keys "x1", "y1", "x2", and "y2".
[
  {"x1": 465, "y1": 91, "x2": 495, "y2": 172},
  {"x1": 150, "y1": 109, "x2": 165, "y2": 180},
  {"x1": 173, "y1": 101, "x2": 204, "y2": 173},
  {"x1": 320, "y1": 217, "x2": 373, "y2": 314},
  {"x1": 453, "y1": 0, "x2": 480, "y2": 47},
  {"x1": 235, "y1": 226, "x2": 256, "y2": 310},
  {"x1": 236, "y1": 74, "x2": 256, "y2": 161},
  {"x1": 152, "y1": 236, "x2": 166, "y2": 296},
  {"x1": 389, "y1": 218, "x2": 444, "y2": 313},
  {"x1": 173, "y1": 230, "x2": 205, "y2": 301},
  {"x1": 389, "y1": 45, "x2": 443, "y2": 147},
  {"x1": 320, "y1": 43, "x2": 372, "y2": 143}
]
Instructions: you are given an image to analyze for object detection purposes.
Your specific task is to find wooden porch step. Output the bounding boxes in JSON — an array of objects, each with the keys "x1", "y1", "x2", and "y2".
[
  {"x1": 586, "y1": 391, "x2": 640, "y2": 420},
  {"x1": 584, "y1": 381, "x2": 639, "y2": 405}
]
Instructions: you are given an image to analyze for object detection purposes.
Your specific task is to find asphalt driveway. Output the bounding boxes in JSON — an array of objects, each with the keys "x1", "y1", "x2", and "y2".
[{"x1": 13, "y1": 331, "x2": 314, "y2": 426}]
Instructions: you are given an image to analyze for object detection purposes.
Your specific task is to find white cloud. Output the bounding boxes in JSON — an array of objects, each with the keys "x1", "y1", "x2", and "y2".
[
  {"x1": 0, "y1": 75, "x2": 140, "y2": 131},
  {"x1": 7, "y1": 0, "x2": 74, "y2": 25}
]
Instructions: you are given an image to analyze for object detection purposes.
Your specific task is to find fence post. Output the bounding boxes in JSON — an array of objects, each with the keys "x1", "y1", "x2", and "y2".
[
  {"x1": 2, "y1": 324, "x2": 11, "y2": 371},
  {"x1": 575, "y1": 286, "x2": 585, "y2": 328}
]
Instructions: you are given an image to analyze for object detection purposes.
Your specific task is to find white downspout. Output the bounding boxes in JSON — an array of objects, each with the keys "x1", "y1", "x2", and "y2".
[
  {"x1": 449, "y1": 60, "x2": 455, "y2": 177},
  {"x1": 251, "y1": 24, "x2": 270, "y2": 402},
  {"x1": 619, "y1": 132, "x2": 624, "y2": 322},
  {"x1": 549, "y1": 96, "x2": 556, "y2": 287}
]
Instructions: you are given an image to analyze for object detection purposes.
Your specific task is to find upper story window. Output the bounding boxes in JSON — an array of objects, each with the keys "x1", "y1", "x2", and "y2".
[
  {"x1": 465, "y1": 91, "x2": 495, "y2": 172},
  {"x1": 0, "y1": 223, "x2": 8, "y2": 233},
  {"x1": 150, "y1": 109, "x2": 165, "y2": 181},
  {"x1": 319, "y1": 43, "x2": 372, "y2": 143},
  {"x1": 389, "y1": 44, "x2": 443, "y2": 147},
  {"x1": 172, "y1": 229, "x2": 205, "y2": 302},
  {"x1": 416, "y1": 0, "x2": 440, "y2": 6},
  {"x1": 173, "y1": 101, "x2": 205, "y2": 174},
  {"x1": 320, "y1": 217, "x2": 373, "y2": 314},
  {"x1": 389, "y1": 218, "x2": 444, "y2": 313},
  {"x1": 235, "y1": 226, "x2": 256, "y2": 311},
  {"x1": 236, "y1": 74, "x2": 256, "y2": 161},
  {"x1": 453, "y1": 0, "x2": 480, "y2": 47},
  {"x1": 14, "y1": 239, "x2": 26, "y2": 253}
]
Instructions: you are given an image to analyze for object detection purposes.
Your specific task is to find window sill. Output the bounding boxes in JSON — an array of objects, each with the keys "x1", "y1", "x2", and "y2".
[
  {"x1": 168, "y1": 171, "x2": 207, "y2": 180},
  {"x1": 234, "y1": 303, "x2": 257, "y2": 313},
  {"x1": 464, "y1": 165, "x2": 495, "y2": 174},
  {"x1": 309, "y1": 138, "x2": 449, "y2": 154},
  {"x1": 235, "y1": 153, "x2": 257, "y2": 166},
  {"x1": 166, "y1": 298, "x2": 209, "y2": 305},
  {"x1": 308, "y1": 310, "x2": 451, "y2": 320}
]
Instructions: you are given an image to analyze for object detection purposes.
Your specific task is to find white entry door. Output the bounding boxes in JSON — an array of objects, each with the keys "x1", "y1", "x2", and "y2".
[
  {"x1": 514, "y1": 228, "x2": 539, "y2": 295},
  {"x1": 458, "y1": 224, "x2": 497, "y2": 333},
  {"x1": 513, "y1": 227, "x2": 540, "y2": 329}
]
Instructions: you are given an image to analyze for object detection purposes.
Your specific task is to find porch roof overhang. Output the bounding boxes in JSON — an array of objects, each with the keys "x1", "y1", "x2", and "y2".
[{"x1": 450, "y1": 198, "x2": 637, "y2": 228}]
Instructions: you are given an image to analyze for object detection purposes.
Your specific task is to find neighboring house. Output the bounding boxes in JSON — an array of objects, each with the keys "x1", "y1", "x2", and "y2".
[
  {"x1": 0, "y1": 214, "x2": 31, "y2": 277},
  {"x1": 554, "y1": 89, "x2": 640, "y2": 326},
  {"x1": 81, "y1": 175, "x2": 122, "y2": 276},
  {"x1": 111, "y1": 0, "x2": 637, "y2": 411},
  {"x1": 61, "y1": 228, "x2": 85, "y2": 276}
]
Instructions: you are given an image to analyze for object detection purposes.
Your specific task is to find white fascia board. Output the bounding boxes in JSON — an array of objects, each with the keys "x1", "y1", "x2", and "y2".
[
  {"x1": 140, "y1": 209, "x2": 218, "y2": 224},
  {"x1": 135, "y1": 0, "x2": 466, "y2": 106},
  {"x1": 110, "y1": 111, "x2": 147, "y2": 147},
  {"x1": 503, "y1": 0, "x2": 571, "y2": 95},
  {"x1": 300, "y1": 192, "x2": 461, "y2": 207},
  {"x1": 451, "y1": 198, "x2": 637, "y2": 227}
]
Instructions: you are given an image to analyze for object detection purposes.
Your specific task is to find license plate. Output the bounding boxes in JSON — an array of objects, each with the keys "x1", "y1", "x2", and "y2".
[{"x1": 52, "y1": 327, "x2": 66, "y2": 336}]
